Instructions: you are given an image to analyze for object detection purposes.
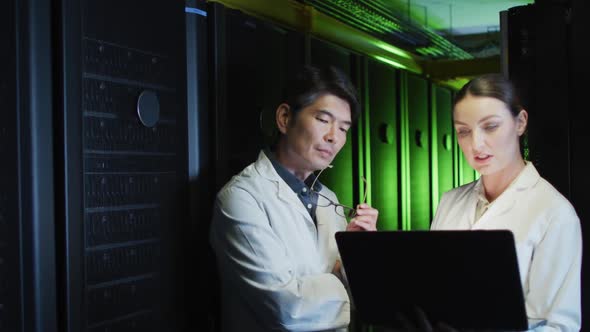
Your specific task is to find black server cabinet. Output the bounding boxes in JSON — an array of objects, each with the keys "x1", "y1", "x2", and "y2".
[
  {"x1": 502, "y1": 3, "x2": 570, "y2": 196},
  {"x1": 209, "y1": 3, "x2": 305, "y2": 189},
  {"x1": 504, "y1": 1, "x2": 590, "y2": 325},
  {"x1": 58, "y1": 1, "x2": 188, "y2": 331},
  {"x1": 2, "y1": 0, "x2": 58, "y2": 331}
]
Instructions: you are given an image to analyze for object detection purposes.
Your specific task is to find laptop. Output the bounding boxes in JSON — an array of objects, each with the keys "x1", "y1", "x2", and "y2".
[{"x1": 335, "y1": 230, "x2": 528, "y2": 331}]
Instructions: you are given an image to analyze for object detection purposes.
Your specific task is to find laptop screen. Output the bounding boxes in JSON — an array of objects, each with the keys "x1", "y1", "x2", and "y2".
[{"x1": 335, "y1": 230, "x2": 528, "y2": 331}]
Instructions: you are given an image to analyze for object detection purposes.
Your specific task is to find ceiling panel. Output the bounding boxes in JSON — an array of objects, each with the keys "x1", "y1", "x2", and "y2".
[{"x1": 385, "y1": 0, "x2": 534, "y2": 35}]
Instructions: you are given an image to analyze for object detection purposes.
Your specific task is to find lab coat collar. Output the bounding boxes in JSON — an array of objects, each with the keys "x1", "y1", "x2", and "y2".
[
  {"x1": 512, "y1": 161, "x2": 541, "y2": 191},
  {"x1": 254, "y1": 151, "x2": 316, "y2": 225},
  {"x1": 473, "y1": 162, "x2": 540, "y2": 225}
]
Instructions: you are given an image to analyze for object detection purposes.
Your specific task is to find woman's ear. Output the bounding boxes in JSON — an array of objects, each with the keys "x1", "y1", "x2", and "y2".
[
  {"x1": 276, "y1": 103, "x2": 291, "y2": 135},
  {"x1": 517, "y1": 109, "x2": 528, "y2": 136}
]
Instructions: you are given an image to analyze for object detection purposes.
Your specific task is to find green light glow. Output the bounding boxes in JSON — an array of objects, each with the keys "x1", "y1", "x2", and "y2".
[
  {"x1": 399, "y1": 72, "x2": 411, "y2": 230},
  {"x1": 460, "y1": 152, "x2": 476, "y2": 185},
  {"x1": 452, "y1": 117, "x2": 460, "y2": 188},
  {"x1": 362, "y1": 68, "x2": 373, "y2": 207},
  {"x1": 316, "y1": 0, "x2": 403, "y2": 33},
  {"x1": 430, "y1": 85, "x2": 440, "y2": 219},
  {"x1": 406, "y1": 75, "x2": 431, "y2": 231},
  {"x1": 357, "y1": 0, "x2": 473, "y2": 59},
  {"x1": 432, "y1": 86, "x2": 454, "y2": 216},
  {"x1": 322, "y1": 134, "x2": 354, "y2": 208},
  {"x1": 374, "y1": 56, "x2": 408, "y2": 70},
  {"x1": 415, "y1": 46, "x2": 444, "y2": 57},
  {"x1": 366, "y1": 60, "x2": 399, "y2": 231},
  {"x1": 439, "y1": 77, "x2": 470, "y2": 91},
  {"x1": 373, "y1": 40, "x2": 413, "y2": 59}
]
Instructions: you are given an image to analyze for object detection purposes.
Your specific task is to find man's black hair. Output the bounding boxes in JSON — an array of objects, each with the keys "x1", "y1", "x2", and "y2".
[{"x1": 283, "y1": 65, "x2": 360, "y2": 123}]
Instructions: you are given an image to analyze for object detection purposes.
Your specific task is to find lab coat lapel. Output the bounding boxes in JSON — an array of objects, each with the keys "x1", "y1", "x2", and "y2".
[
  {"x1": 254, "y1": 151, "x2": 316, "y2": 225},
  {"x1": 315, "y1": 202, "x2": 332, "y2": 227},
  {"x1": 276, "y1": 181, "x2": 315, "y2": 223},
  {"x1": 475, "y1": 191, "x2": 516, "y2": 226},
  {"x1": 315, "y1": 203, "x2": 335, "y2": 263},
  {"x1": 459, "y1": 181, "x2": 481, "y2": 228},
  {"x1": 474, "y1": 163, "x2": 540, "y2": 227}
]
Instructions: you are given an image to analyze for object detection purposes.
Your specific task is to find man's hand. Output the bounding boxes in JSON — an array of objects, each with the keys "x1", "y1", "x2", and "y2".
[{"x1": 346, "y1": 203, "x2": 378, "y2": 231}]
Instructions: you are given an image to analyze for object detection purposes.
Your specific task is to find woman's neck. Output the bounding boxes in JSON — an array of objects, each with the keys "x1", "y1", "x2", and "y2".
[{"x1": 482, "y1": 158, "x2": 526, "y2": 202}]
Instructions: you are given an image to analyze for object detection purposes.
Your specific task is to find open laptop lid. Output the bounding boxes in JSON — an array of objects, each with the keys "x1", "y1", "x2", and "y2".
[{"x1": 336, "y1": 230, "x2": 528, "y2": 331}]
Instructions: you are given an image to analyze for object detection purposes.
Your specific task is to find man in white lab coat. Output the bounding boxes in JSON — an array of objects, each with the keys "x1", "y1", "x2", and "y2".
[{"x1": 209, "y1": 65, "x2": 379, "y2": 331}]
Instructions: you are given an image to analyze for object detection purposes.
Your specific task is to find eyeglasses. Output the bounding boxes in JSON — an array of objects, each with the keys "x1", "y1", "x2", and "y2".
[{"x1": 309, "y1": 166, "x2": 368, "y2": 219}]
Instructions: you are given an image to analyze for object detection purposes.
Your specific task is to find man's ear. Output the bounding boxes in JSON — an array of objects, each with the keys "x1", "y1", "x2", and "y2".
[
  {"x1": 517, "y1": 109, "x2": 528, "y2": 136},
  {"x1": 276, "y1": 103, "x2": 291, "y2": 135}
]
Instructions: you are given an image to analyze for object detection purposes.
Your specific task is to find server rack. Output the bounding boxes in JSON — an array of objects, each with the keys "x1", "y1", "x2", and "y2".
[
  {"x1": 208, "y1": 2, "x2": 305, "y2": 189},
  {"x1": 57, "y1": 1, "x2": 189, "y2": 331}
]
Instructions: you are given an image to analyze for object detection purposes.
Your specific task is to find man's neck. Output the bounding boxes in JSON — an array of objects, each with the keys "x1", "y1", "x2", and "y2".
[{"x1": 273, "y1": 145, "x2": 313, "y2": 181}]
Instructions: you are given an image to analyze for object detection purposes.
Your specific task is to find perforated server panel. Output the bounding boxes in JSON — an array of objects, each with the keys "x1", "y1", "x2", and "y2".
[{"x1": 59, "y1": 1, "x2": 188, "y2": 331}]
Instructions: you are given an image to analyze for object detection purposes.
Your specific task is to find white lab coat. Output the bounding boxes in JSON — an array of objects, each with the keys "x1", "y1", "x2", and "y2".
[
  {"x1": 431, "y1": 162, "x2": 581, "y2": 332},
  {"x1": 210, "y1": 151, "x2": 350, "y2": 332}
]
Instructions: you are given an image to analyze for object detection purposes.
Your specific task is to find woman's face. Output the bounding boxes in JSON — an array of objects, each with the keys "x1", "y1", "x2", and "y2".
[{"x1": 453, "y1": 94, "x2": 527, "y2": 177}]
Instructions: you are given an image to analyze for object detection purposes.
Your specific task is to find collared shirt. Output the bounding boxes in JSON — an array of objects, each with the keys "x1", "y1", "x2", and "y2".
[
  {"x1": 473, "y1": 165, "x2": 526, "y2": 223},
  {"x1": 474, "y1": 182, "x2": 491, "y2": 223},
  {"x1": 266, "y1": 148, "x2": 322, "y2": 223}
]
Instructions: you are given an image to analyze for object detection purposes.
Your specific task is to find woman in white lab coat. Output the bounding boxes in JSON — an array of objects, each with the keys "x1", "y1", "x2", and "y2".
[
  {"x1": 209, "y1": 66, "x2": 379, "y2": 332},
  {"x1": 431, "y1": 74, "x2": 581, "y2": 331}
]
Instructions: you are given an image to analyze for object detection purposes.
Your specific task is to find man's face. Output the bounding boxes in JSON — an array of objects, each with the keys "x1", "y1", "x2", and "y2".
[{"x1": 278, "y1": 94, "x2": 352, "y2": 177}]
